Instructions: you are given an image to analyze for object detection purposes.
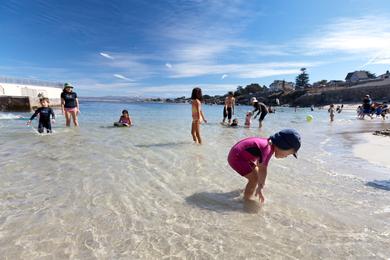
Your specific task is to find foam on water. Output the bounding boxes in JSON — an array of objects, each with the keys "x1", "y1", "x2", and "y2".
[{"x1": 0, "y1": 104, "x2": 390, "y2": 258}]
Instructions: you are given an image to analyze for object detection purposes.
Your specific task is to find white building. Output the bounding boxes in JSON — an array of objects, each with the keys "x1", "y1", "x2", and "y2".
[
  {"x1": 269, "y1": 80, "x2": 295, "y2": 92},
  {"x1": 345, "y1": 71, "x2": 370, "y2": 83}
]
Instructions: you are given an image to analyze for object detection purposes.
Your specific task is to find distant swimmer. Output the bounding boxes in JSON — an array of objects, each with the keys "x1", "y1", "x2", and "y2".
[
  {"x1": 27, "y1": 97, "x2": 55, "y2": 133},
  {"x1": 227, "y1": 129, "x2": 301, "y2": 203},
  {"x1": 222, "y1": 91, "x2": 235, "y2": 124}
]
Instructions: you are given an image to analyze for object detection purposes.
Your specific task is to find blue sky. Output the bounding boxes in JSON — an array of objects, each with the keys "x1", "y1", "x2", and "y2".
[{"x1": 1, "y1": 0, "x2": 390, "y2": 97}]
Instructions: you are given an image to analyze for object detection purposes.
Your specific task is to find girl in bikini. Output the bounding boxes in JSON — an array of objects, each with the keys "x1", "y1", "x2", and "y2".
[{"x1": 191, "y1": 87, "x2": 207, "y2": 144}]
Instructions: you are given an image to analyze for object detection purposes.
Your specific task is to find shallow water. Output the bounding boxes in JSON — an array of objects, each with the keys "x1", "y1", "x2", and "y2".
[{"x1": 0, "y1": 103, "x2": 389, "y2": 259}]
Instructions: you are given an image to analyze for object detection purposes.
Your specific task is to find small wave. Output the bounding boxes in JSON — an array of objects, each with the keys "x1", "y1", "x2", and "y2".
[{"x1": 0, "y1": 113, "x2": 25, "y2": 120}]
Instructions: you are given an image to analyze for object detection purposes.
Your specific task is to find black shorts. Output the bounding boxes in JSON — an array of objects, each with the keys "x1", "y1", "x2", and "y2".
[
  {"x1": 223, "y1": 107, "x2": 232, "y2": 120},
  {"x1": 259, "y1": 111, "x2": 268, "y2": 121}
]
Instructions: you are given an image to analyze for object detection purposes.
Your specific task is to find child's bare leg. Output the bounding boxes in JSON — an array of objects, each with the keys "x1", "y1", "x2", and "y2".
[
  {"x1": 195, "y1": 122, "x2": 202, "y2": 144},
  {"x1": 243, "y1": 168, "x2": 258, "y2": 200},
  {"x1": 191, "y1": 121, "x2": 198, "y2": 143}
]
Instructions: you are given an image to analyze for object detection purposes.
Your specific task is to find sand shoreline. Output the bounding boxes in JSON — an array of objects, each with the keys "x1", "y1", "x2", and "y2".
[{"x1": 353, "y1": 132, "x2": 390, "y2": 169}]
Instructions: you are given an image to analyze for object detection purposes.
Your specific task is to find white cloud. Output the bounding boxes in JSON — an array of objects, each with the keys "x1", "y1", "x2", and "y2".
[
  {"x1": 165, "y1": 63, "x2": 172, "y2": 69},
  {"x1": 100, "y1": 52, "x2": 114, "y2": 60},
  {"x1": 113, "y1": 74, "x2": 133, "y2": 81},
  {"x1": 221, "y1": 74, "x2": 228, "y2": 79},
  {"x1": 302, "y1": 15, "x2": 390, "y2": 66},
  {"x1": 168, "y1": 61, "x2": 314, "y2": 79}
]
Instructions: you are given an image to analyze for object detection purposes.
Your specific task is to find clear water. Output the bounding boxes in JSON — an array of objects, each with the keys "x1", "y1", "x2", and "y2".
[{"x1": 0, "y1": 102, "x2": 389, "y2": 259}]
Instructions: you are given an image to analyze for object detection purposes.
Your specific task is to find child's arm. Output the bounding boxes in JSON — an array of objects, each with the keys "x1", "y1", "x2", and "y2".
[
  {"x1": 255, "y1": 164, "x2": 268, "y2": 203},
  {"x1": 199, "y1": 101, "x2": 207, "y2": 123},
  {"x1": 27, "y1": 108, "x2": 40, "y2": 125}
]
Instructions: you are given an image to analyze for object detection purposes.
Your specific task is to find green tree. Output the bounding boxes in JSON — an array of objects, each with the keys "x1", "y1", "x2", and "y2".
[{"x1": 295, "y1": 68, "x2": 309, "y2": 89}]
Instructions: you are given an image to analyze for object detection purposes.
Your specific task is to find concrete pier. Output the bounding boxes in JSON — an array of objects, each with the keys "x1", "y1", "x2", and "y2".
[{"x1": 0, "y1": 77, "x2": 63, "y2": 112}]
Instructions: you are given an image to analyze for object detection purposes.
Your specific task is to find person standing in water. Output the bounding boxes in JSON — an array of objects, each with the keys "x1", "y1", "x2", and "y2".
[
  {"x1": 251, "y1": 97, "x2": 268, "y2": 128},
  {"x1": 191, "y1": 87, "x2": 207, "y2": 144},
  {"x1": 328, "y1": 104, "x2": 335, "y2": 122},
  {"x1": 61, "y1": 83, "x2": 80, "y2": 127},
  {"x1": 222, "y1": 91, "x2": 235, "y2": 124}
]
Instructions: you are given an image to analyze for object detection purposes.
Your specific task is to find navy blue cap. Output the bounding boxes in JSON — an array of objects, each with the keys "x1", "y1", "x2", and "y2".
[{"x1": 270, "y1": 129, "x2": 301, "y2": 158}]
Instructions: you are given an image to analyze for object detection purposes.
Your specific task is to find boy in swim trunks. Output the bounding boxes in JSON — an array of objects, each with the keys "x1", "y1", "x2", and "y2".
[
  {"x1": 228, "y1": 129, "x2": 301, "y2": 203},
  {"x1": 222, "y1": 91, "x2": 235, "y2": 124}
]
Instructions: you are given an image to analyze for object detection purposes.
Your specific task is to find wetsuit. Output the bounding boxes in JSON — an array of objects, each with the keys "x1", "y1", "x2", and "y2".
[
  {"x1": 228, "y1": 137, "x2": 274, "y2": 176},
  {"x1": 252, "y1": 101, "x2": 268, "y2": 121},
  {"x1": 30, "y1": 107, "x2": 55, "y2": 133}
]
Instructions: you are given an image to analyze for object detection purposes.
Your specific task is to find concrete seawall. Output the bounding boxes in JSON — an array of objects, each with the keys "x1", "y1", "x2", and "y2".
[{"x1": 0, "y1": 96, "x2": 61, "y2": 112}]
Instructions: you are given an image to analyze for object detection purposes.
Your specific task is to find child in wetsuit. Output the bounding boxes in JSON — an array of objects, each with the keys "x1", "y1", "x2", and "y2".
[
  {"x1": 228, "y1": 129, "x2": 301, "y2": 203},
  {"x1": 27, "y1": 98, "x2": 55, "y2": 133}
]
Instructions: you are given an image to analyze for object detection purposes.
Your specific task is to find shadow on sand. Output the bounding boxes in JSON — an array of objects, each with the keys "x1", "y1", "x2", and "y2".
[
  {"x1": 185, "y1": 189, "x2": 261, "y2": 214},
  {"x1": 366, "y1": 180, "x2": 390, "y2": 191}
]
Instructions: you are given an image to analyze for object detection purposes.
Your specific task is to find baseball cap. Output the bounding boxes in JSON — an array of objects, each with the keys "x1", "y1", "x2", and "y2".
[{"x1": 270, "y1": 129, "x2": 301, "y2": 158}]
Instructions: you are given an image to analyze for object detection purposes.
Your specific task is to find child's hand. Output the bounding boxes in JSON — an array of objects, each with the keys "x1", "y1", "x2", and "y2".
[{"x1": 255, "y1": 186, "x2": 265, "y2": 203}]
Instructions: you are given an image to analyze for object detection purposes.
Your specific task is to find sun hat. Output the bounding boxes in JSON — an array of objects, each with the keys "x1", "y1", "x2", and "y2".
[
  {"x1": 269, "y1": 129, "x2": 301, "y2": 158},
  {"x1": 64, "y1": 83, "x2": 74, "y2": 89},
  {"x1": 250, "y1": 97, "x2": 258, "y2": 103}
]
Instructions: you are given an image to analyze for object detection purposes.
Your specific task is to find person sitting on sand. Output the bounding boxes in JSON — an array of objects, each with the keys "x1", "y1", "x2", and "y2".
[{"x1": 227, "y1": 129, "x2": 301, "y2": 203}]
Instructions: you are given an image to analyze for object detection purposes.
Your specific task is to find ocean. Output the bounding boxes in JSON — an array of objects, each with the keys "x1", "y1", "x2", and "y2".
[{"x1": 0, "y1": 102, "x2": 389, "y2": 259}]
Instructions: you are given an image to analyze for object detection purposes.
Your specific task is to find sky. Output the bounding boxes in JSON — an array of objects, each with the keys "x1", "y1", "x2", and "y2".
[{"x1": 1, "y1": 0, "x2": 390, "y2": 97}]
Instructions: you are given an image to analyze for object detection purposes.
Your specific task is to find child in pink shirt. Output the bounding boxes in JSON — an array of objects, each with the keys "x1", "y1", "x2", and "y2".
[{"x1": 228, "y1": 129, "x2": 301, "y2": 203}]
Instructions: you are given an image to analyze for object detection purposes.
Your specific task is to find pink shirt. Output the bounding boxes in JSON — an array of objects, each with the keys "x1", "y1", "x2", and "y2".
[{"x1": 230, "y1": 137, "x2": 274, "y2": 166}]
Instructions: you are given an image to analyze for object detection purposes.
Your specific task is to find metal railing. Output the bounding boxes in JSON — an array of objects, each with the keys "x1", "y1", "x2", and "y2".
[{"x1": 0, "y1": 76, "x2": 63, "y2": 88}]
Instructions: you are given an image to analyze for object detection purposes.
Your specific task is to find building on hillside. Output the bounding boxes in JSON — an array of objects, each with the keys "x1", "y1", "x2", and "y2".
[
  {"x1": 378, "y1": 70, "x2": 390, "y2": 80},
  {"x1": 327, "y1": 80, "x2": 346, "y2": 87},
  {"x1": 345, "y1": 71, "x2": 370, "y2": 83},
  {"x1": 0, "y1": 76, "x2": 64, "y2": 111},
  {"x1": 269, "y1": 80, "x2": 295, "y2": 92}
]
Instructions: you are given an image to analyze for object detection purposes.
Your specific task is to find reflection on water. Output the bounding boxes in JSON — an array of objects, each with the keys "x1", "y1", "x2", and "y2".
[{"x1": 0, "y1": 103, "x2": 390, "y2": 258}]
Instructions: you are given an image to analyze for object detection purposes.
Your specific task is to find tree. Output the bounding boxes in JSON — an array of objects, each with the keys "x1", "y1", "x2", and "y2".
[
  {"x1": 295, "y1": 68, "x2": 309, "y2": 89},
  {"x1": 366, "y1": 71, "x2": 376, "y2": 79}
]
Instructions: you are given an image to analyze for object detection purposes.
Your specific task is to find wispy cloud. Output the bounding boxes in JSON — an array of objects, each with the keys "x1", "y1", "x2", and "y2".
[
  {"x1": 165, "y1": 63, "x2": 172, "y2": 69},
  {"x1": 168, "y1": 61, "x2": 314, "y2": 79},
  {"x1": 302, "y1": 15, "x2": 390, "y2": 66},
  {"x1": 100, "y1": 52, "x2": 114, "y2": 60},
  {"x1": 221, "y1": 74, "x2": 228, "y2": 80},
  {"x1": 113, "y1": 74, "x2": 133, "y2": 81}
]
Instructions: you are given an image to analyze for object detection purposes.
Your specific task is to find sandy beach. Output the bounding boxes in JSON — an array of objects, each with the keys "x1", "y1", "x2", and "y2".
[{"x1": 353, "y1": 132, "x2": 390, "y2": 169}]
